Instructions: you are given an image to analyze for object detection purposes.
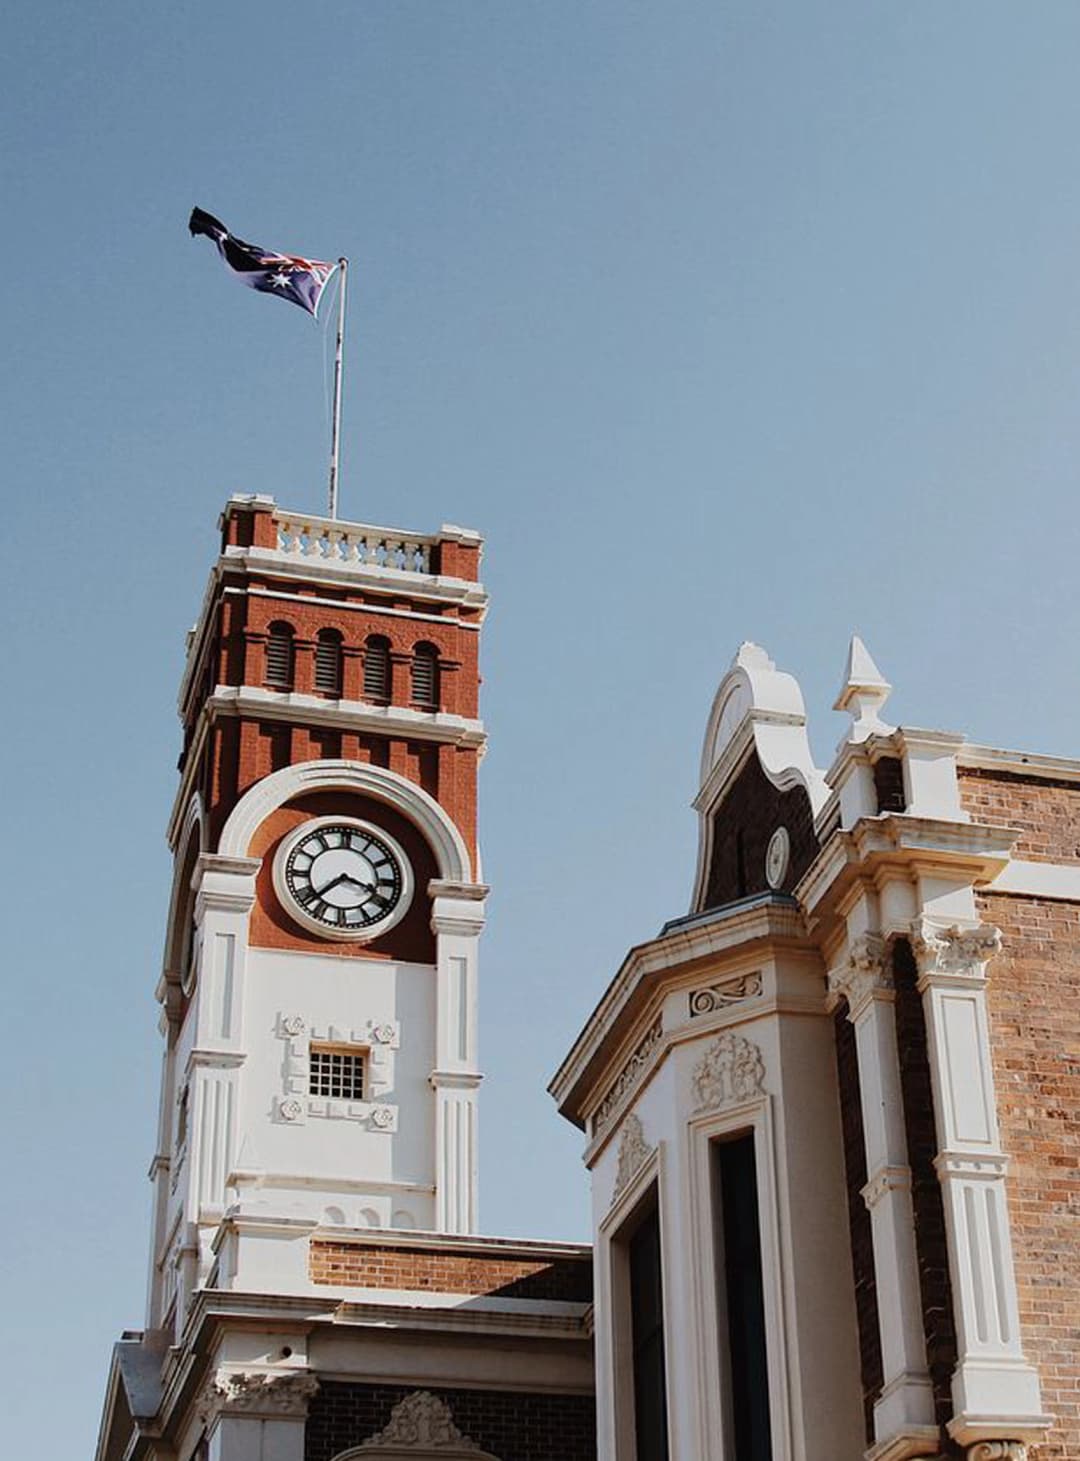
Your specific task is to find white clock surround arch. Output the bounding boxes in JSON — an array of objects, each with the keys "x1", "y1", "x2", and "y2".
[{"x1": 218, "y1": 759, "x2": 473, "y2": 884}]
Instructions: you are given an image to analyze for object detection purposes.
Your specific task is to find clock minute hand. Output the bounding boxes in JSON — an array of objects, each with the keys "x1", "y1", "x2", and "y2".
[{"x1": 315, "y1": 871, "x2": 353, "y2": 897}]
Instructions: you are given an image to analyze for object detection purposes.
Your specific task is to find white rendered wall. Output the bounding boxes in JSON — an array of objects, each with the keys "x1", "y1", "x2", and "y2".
[{"x1": 234, "y1": 946, "x2": 437, "y2": 1231}]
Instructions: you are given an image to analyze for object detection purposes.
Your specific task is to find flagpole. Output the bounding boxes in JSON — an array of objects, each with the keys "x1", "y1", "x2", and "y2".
[{"x1": 328, "y1": 257, "x2": 348, "y2": 520}]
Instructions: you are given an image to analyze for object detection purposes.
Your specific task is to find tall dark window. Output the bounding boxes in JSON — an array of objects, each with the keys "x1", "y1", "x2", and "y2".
[
  {"x1": 411, "y1": 642, "x2": 439, "y2": 708},
  {"x1": 629, "y1": 1200, "x2": 669, "y2": 1461},
  {"x1": 265, "y1": 622, "x2": 295, "y2": 689},
  {"x1": 314, "y1": 629, "x2": 343, "y2": 696},
  {"x1": 363, "y1": 635, "x2": 390, "y2": 702},
  {"x1": 714, "y1": 1135, "x2": 772, "y2": 1461}
]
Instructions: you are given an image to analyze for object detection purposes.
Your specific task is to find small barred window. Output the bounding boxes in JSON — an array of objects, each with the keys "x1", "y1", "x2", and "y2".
[
  {"x1": 411, "y1": 642, "x2": 439, "y2": 708},
  {"x1": 265, "y1": 622, "x2": 296, "y2": 689},
  {"x1": 363, "y1": 636, "x2": 391, "y2": 702},
  {"x1": 310, "y1": 1044, "x2": 366, "y2": 1101},
  {"x1": 314, "y1": 629, "x2": 343, "y2": 696}
]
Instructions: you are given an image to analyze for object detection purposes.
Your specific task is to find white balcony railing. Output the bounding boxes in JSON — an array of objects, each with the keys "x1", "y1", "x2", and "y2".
[{"x1": 272, "y1": 511, "x2": 434, "y2": 575}]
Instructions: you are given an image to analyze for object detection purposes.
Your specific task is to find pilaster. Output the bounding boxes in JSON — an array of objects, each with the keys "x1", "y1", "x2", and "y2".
[
  {"x1": 827, "y1": 932, "x2": 939, "y2": 1456},
  {"x1": 430, "y1": 880, "x2": 487, "y2": 1232},
  {"x1": 910, "y1": 919, "x2": 1049, "y2": 1450},
  {"x1": 197, "y1": 1369, "x2": 318, "y2": 1461}
]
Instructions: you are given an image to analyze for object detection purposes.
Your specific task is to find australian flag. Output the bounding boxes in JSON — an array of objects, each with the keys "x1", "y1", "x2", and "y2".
[{"x1": 189, "y1": 207, "x2": 337, "y2": 319}]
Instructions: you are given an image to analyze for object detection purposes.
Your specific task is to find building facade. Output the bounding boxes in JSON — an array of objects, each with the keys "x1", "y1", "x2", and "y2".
[
  {"x1": 95, "y1": 496, "x2": 594, "y2": 1461},
  {"x1": 551, "y1": 638, "x2": 1079, "y2": 1461},
  {"x1": 95, "y1": 496, "x2": 1079, "y2": 1461}
]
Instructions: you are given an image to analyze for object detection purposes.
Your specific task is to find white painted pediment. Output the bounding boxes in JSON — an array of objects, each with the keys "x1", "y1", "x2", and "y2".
[{"x1": 331, "y1": 1391, "x2": 501, "y2": 1460}]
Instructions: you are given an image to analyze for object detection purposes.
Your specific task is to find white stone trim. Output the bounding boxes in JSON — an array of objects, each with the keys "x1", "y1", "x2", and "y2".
[
  {"x1": 275, "y1": 1010, "x2": 399, "y2": 1130},
  {"x1": 684, "y1": 1098, "x2": 794, "y2": 1461},
  {"x1": 217, "y1": 759, "x2": 473, "y2": 883},
  {"x1": 207, "y1": 683, "x2": 486, "y2": 748},
  {"x1": 986, "y1": 858, "x2": 1080, "y2": 900}
]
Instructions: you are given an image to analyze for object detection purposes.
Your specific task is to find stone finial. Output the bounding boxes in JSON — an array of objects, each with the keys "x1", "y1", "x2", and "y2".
[{"x1": 834, "y1": 634, "x2": 894, "y2": 741}]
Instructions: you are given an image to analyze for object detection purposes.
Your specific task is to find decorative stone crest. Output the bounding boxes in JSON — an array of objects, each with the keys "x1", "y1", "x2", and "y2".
[
  {"x1": 358, "y1": 1391, "x2": 484, "y2": 1451},
  {"x1": 594, "y1": 1017, "x2": 663, "y2": 1134},
  {"x1": 281, "y1": 1013, "x2": 306, "y2": 1036},
  {"x1": 689, "y1": 971, "x2": 763, "y2": 1017},
  {"x1": 967, "y1": 1444, "x2": 1027, "y2": 1461},
  {"x1": 611, "y1": 1114, "x2": 655, "y2": 1204},
  {"x1": 279, "y1": 1097, "x2": 304, "y2": 1122},
  {"x1": 911, "y1": 920, "x2": 1002, "y2": 982},
  {"x1": 692, "y1": 1031, "x2": 765, "y2": 1111},
  {"x1": 197, "y1": 1369, "x2": 319, "y2": 1425},
  {"x1": 371, "y1": 1104, "x2": 395, "y2": 1129},
  {"x1": 827, "y1": 932, "x2": 892, "y2": 1018}
]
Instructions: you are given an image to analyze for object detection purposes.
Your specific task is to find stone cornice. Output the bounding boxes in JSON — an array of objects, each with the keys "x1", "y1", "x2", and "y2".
[
  {"x1": 797, "y1": 815, "x2": 1016, "y2": 934},
  {"x1": 550, "y1": 895, "x2": 805, "y2": 1129}
]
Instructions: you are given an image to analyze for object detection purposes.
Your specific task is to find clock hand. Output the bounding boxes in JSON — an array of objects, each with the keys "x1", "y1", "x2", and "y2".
[{"x1": 314, "y1": 871, "x2": 352, "y2": 896}]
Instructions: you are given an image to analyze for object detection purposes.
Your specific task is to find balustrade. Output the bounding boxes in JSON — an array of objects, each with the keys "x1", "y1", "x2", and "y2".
[{"x1": 273, "y1": 512, "x2": 433, "y2": 574}]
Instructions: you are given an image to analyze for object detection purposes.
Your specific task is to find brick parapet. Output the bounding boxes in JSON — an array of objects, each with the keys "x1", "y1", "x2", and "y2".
[
  {"x1": 309, "y1": 1237, "x2": 594, "y2": 1302},
  {"x1": 959, "y1": 767, "x2": 1080, "y2": 864}
]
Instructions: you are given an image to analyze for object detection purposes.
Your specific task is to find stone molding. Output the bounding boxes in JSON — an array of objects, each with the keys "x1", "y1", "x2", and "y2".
[
  {"x1": 691, "y1": 1031, "x2": 766, "y2": 1111},
  {"x1": 341, "y1": 1390, "x2": 494, "y2": 1454},
  {"x1": 688, "y1": 970, "x2": 763, "y2": 1017},
  {"x1": 967, "y1": 1445, "x2": 1027, "y2": 1461},
  {"x1": 593, "y1": 1017, "x2": 662, "y2": 1134},
  {"x1": 911, "y1": 919, "x2": 1002, "y2": 988},
  {"x1": 826, "y1": 932, "x2": 892, "y2": 1018},
  {"x1": 197, "y1": 1369, "x2": 319, "y2": 1425},
  {"x1": 611, "y1": 1114, "x2": 655, "y2": 1205}
]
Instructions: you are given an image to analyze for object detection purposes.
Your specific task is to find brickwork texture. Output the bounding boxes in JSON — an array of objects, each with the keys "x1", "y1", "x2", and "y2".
[
  {"x1": 309, "y1": 1239, "x2": 593, "y2": 1302},
  {"x1": 305, "y1": 1381, "x2": 596, "y2": 1461},
  {"x1": 979, "y1": 889, "x2": 1080, "y2": 1461}
]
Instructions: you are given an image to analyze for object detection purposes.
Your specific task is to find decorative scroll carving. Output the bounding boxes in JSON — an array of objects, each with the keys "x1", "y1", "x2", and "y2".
[
  {"x1": 827, "y1": 932, "x2": 892, "y2": 1017},
  {"x1": 197, "y1": 1369, "x2": 319, "y2": 1424},
  {"x1": 612, "y1": 1114, "x2": 655, "y2": 1205},
  {"x1": 967, "y1": 1444, "x2": 1027, "y2": 1461},
  {"x1": 689, "y1": 971, "x2": 763, "y2": 1017},
  {"x1": 692, "y1": 1031, "x2": 765, "y2": 1110},
  {"x1": 593, "y1": 1018, "x2": 662, "y2": 1134},
  {"x1": 358, "y1": 1391, "x2": 486, "y2": 1451},
  {"x1": 911, "y1": 920, "x2": 1002, "y2": 981},
  {"x1": 281, "y1": 1013, "x2": 306, "y2": 1036}
]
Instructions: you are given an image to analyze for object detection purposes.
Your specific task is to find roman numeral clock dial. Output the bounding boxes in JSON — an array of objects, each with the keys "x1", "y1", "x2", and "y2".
[{"x1": 272, "y1": 817, "x2": 413, "y2": 942}]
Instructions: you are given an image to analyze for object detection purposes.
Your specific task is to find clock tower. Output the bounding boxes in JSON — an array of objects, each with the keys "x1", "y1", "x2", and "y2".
[{"x1": 148, "y1": 493, "x2": 489, "y2": 1337}]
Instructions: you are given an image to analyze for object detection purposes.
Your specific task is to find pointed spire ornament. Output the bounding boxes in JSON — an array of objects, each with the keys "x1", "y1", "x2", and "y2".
[{"x1": 834, "y1": 634, "x2": 894, "y2": 742}]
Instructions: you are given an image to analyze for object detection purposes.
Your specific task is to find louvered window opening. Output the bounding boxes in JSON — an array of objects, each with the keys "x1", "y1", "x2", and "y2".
[
  {"x1": 265, "y1": 626, "x2": 295, "y2": 689},
  {"x1": 411, "y1": 645, "x2": 439, "y2": 708},
  {"x1": 314, "y1": 632, "x2": 343, "y2": 696},
  {"x1": 364, "y1": 638, "x2": 390, "y2": 701}
]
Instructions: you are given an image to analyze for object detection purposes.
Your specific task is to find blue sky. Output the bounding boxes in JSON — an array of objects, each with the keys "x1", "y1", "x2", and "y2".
[{"x1": 5, "y1": 2, "x2": 1080, "y2": 1452}]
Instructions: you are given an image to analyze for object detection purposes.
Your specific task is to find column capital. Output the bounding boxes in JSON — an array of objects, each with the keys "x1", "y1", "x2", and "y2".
[
  {"x1": 826, "y1": 932, "x2": 894, "y2": 1018},
  {"x1": 911, "y1": 918, "x2": 1001, "y2": 989},
  {"x1": 197, "y1": 1369, "x2": 319, "y2": 1428},
  {"x1": 967, "y1": 1444, "x2": 1028, "y2": 1460}
]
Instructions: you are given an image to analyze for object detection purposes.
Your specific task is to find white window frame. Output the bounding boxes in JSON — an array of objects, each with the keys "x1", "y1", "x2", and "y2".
[{"x1": 684, "y1": 1096, "x2": 794, "y2": 1461}]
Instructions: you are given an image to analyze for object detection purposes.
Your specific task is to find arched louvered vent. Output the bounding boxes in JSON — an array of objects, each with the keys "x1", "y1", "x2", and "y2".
[
  {"x1": 363, "y1": 636, "x2": 391, "y2": 702},
  {"x1": 265, "y1": 622, "x2": 295, "y2": 689},
  {"x1": 314, "y1": 629, "x2": 343, "y2": 696},
  {"x1": 411, "y1": 643, "x2": 439, "y2": 709}
]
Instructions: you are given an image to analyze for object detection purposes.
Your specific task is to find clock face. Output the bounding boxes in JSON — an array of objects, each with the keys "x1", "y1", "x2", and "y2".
[
  {"x1": 765, "y1": 825, "x2": 790, "y2": 890},
  {"x1": 274, "y1": 818, "x2": 412, "y2": 940}
]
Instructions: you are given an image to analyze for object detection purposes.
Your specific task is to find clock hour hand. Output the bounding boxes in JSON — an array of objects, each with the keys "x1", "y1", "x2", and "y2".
[{"x1": 314, "y1": 871, "x2": 365, "y2": 897}]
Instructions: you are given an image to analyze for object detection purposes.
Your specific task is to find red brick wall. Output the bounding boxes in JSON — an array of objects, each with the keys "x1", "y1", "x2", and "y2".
[
  {"x1": 979, "y1": 890, "x2": 1080, "y2": 1461},
  {"x1": 309, "y1": 1240, "x2": 593, "y2": 1302},
  {"x1": 960, "y1": 768, "x2": 1080, "y2": 863},
  {"x1": 305, "y1": 1382, "x2": 595, "y2": 1461},
  {"x1": 247, "y1": 789, "x2": 440, "y2": 963}
]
